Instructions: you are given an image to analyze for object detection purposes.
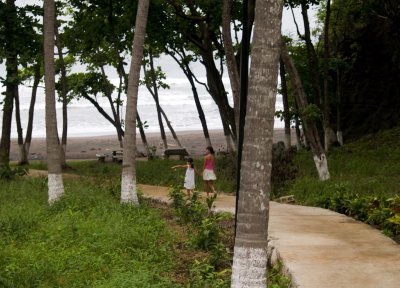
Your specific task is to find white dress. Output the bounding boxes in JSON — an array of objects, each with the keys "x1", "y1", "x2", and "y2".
[{"x1": 184, "y1": 167, "x2": 195, "y2": 189}]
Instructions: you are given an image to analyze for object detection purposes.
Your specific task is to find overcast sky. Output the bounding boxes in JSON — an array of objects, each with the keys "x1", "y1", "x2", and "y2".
[{"x1": 0, "y1": 3, "x2": 317, "y2": 80}]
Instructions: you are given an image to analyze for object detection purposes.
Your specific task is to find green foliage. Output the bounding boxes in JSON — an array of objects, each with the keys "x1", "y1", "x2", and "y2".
[
  {"x1": 0, "y1": 165, "x2": 28, "y2": 180},
  {"x1": 188, "y1": 259, "x2": 230, "y2": 288},
  {"x1": 0, "y1": 178, "x2": 180, "y2": 287},
  {"x1": 168, "y1": 185, "x2": 232, "y2": 286},
  {"x1": 271, "y1": 143, "x2": 298, "y2": 198},
  {"x1": 267, "y1": 261, "x2": 292, "y2": 288},
  {"x1": 299, "y1": 103, "x2": 322, "y2": 122},
  {"x1": 286, "y1": 127, "x2": 400, "y2": 240}
]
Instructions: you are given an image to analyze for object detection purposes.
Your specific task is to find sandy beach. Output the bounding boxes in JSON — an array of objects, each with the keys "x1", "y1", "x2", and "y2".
[{"x1": 9, "y1": 128, "x2": 290, "y2": 161}]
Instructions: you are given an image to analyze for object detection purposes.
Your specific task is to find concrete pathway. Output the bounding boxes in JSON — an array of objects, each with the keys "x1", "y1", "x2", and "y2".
[{"x1": 139, "y1": 184, "x2": 400, "y2": 288}]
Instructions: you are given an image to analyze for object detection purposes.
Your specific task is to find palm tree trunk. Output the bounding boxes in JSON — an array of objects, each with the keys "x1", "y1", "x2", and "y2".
[
  {"x1": 231, "y1": 1, "x2": 283, "y2": 286},
  {"x1": 121, "y1": 0, "x2": 149, "y2": 204},
  {"x1": 44, "y1": 0, "x2": 64, "y2": 203}
]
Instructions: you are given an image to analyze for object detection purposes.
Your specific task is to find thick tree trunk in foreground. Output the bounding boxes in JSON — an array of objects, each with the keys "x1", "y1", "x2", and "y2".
[
  {"x1": 44, "y1": 0, "x2": 64, "y2": 203},
  {"x1": 281, "y1": 40, "x2": 330, "y2": 181},
  {"x1": 231, "y1": 1, "x2": 283, "y2": 287},
  {"x1": 121, "y1": 0, "x2": 149, "y2": 204}
]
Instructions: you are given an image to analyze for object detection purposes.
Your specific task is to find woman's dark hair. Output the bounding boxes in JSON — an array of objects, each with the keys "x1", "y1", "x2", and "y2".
[
  {"x1": 187, "y1": 157, "x2": 194, "y2": 168},
  {"x1": 206, "y1": 146, "x2": 215, "y2": 154}
]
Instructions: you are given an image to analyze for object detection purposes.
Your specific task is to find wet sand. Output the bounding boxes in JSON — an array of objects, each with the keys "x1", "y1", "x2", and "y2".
[{"x1": 9, "y1": 128, "x2": 289, "y2": 161}]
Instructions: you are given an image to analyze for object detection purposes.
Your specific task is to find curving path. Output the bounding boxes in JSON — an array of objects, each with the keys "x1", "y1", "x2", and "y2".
[
  {"x1": 29, "y1": 170, "x2": 400, "y2": 287},
  {"x1": 140, "y1": 184, "x2": 400, "y2": 288}
]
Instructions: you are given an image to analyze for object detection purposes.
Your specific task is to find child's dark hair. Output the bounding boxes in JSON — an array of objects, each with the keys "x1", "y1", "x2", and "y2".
[
  {"x1": 187, "y1": 157, "x2": 194, "y2": 168},
  {"x1": 206, "y1": 146, "x2": 215, "y2": 154}
]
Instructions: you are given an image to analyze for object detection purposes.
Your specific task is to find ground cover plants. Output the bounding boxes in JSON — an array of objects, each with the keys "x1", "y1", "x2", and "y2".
[
  {"x1": 285, "y1": 127, "x2": 400, "y2": 241},
  {"x1": 0, "y1": 176, "x2": 209, "y2": 287}
]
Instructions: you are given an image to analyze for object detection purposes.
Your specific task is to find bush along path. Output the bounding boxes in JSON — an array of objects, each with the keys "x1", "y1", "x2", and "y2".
[{"x1": 140, "y1": 183, "x2": 400, "y2": 288}]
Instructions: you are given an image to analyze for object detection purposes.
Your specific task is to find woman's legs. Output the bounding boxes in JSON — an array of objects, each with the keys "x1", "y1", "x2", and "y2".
[
  {"x1": 204, "y1": 180, "x2": 216, "y2": 196},
  {"x1": 209, "y1": 180, "x2": 217, "y2": 194},
  {"x1": 204, "y1": 180, "x2": 210, "y2": 196}
]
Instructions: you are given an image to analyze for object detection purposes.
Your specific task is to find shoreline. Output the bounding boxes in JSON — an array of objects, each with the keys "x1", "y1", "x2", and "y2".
[{"x1": 9, "y1": 128, "x2": 290, "y2": 161}]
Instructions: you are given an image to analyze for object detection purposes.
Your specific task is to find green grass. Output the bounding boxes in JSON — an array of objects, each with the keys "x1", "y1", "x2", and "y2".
[
  {"x1": 28, "y1": 155, "x2": 236, "y2": 193},
  {"x1": 286, "y1": 127, "x2": 400, "y2": 205},
  {"x1": 0, "y1": 177, "x2": 181, "y2": 287}
]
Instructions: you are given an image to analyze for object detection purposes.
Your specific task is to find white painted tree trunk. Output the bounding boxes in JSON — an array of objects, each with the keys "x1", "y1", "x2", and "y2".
[
  {"x1": 44, "y1": 0, "x2": 64, "y2": 203},
  {"x1": 313, "y1": 153, "x2": 330, "y2": 180},
  {"x1": 18, "y1": 144, "x2": 24, "y2": 164},
  {"x1": 48, "y1": 173, "x2": 64, "y2": 204},
  {"x1": 120, "y1": 0, "x2": 149, "y2": 204},
  {"x1": 231, "y1": 0, "x2": 283, "y2": 287},
  {"x1": 284, "y1": 132, "x2": 291, "y2": 150},
  {"x1": 231, "y1": 246, "x2": 268, "y2": 288},
  {"x1": 337, "y1": 130, "x2": 343, "y2": 146},
  {"x1": 121, "y1": 173, "x2": 138, "y2": 204}
]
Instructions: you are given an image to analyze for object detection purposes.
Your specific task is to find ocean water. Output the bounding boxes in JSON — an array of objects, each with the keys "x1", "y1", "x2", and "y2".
[{"x1": 0, "y1": 77, "x2": 284, "y2": 138}]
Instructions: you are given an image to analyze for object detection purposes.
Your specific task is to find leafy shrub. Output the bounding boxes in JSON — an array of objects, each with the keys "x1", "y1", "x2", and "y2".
[
  {"x1": 189, "y1": 259, "x2": 230, "y2": 288},
  {"x1": 0, "y1": 165, "x2": 28, "y2": 180},
  {"x1": 271, "y1": 142, "x2": 298, "y2": 198},
  {"x1": 315, "y1": 185, "x2": 400, "y2": 240}
]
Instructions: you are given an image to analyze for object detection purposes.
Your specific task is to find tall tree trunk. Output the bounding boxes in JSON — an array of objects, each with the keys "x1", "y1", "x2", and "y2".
[
  {"x1": 280, "y1": 58, "x2": 291, "y2": 149},
  {"x1": 323, "y1": 0, "x2": 336, "y2": 151},
  {"x1": 55, "y1": 22, "x2": 68, "y2": 168},
  {"x1": 136, "y1": 112, "x2": 150, "y2": 155},
  {"x1": 167, "y1": 49, "x2": 212, "y2": 147},
  {"x1": 300, "y1": 3, "x2": 322, "y2": 107},
  {"x1": 336, "y1": 68, "x2": 343, "y2": 145},
  {"x1": 22, "y1": 63, "x2": 41, "y2": 164},
  {"x1": 100, "y1": 65, "x2": 124, "y2": 147},
  {"x1": 222, "y1": 0, "x2": 240, "y2": 137},
  {"x1": 222, "y1": 121, "x2": 234, "y2": 152},
  {"x1": 231, "y1": 1, "x2": 283, "y2": 287},
  {"x1": 281, "y1": 39, "x2": 330, "y2": 181},
  {"x1": 121, "y1": 0, "x2": 149, "y2": 204},
  {"x1": 14, "y1": 87, "x2": 24, "y2": 164},
  {"x1": 201, "y1": 46, "x2": 237, "y2": 146},
  {"x1": 294, "y1": 99, "x2": 303, "y2": 150},
  {"x1": 0, "y1": 0, "x2": 17, "y2": 167},
  {"x1": 147, "y1": 52, "x2": 168, "y2": 149},
  {"x1": 160, "y1": 107, "x2": 182, "y2": 147},
  {"x1": 44, "y1": 0, "x2": 64, "y2": 203}
]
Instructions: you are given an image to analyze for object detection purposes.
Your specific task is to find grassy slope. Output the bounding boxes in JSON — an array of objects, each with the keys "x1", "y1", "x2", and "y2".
[
  {"x1": 0, "y1": 177, "x2": 181, "y2": 287},
  {"x1": 286, "y1": 127, "x2": 400, "y2": 205}
]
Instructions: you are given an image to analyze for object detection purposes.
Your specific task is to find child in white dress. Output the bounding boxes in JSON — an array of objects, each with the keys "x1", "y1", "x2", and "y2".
[{"x1": 171, "y1": 158, "x2": 196, "y2": 197}]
